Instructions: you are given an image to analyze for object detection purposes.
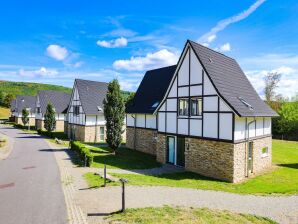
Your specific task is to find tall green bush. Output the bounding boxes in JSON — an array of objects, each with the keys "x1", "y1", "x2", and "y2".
[
  {"x1": 44, "y1": 103, "x2": 56, "y2": 133},
  {"x1": 21, "y1": 108, "x2": 29, "y2": 127},
  {"x1": 70, "y1": 141, "x2": 93, "y2": 166}
]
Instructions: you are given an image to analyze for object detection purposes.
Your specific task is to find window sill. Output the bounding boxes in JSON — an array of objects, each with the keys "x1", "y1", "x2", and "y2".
[{"x1": 261, "y1": 154, "x2": 268, "y2": 158}]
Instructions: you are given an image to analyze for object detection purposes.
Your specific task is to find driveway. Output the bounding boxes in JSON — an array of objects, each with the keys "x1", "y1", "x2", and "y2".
[{"x1": 0, "y1": 125, "x2": 67, "y2": 224}]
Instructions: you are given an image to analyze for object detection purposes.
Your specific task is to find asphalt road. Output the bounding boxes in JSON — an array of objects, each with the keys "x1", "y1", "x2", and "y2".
[{"x1": 0, "y1": 125, "x2": 67, "y2": 224}]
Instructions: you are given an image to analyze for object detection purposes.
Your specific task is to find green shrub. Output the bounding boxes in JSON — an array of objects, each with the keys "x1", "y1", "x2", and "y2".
[
  {"x1": 37, "y1": 129, "x2": 68, "y2": 139},
  {"x1": 70, "y1": 141, "x2": 93, "y2": 166}
]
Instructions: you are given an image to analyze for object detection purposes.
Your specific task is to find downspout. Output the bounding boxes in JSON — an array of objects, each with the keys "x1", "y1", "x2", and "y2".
[
  {"x1": 245, "y1": 117, "x2": 256, "y2": 177},
  {"x1": 131, "y1": 114, "x2": 136, "y2": 150}
]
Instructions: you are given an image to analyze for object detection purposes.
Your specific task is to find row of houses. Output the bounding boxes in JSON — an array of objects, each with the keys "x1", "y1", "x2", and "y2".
[
  {"x1": 10, "y1": 40, "x2": 277, "y2": 183},
  {"x1": 10, "y1": 79, "x2": 112, "y2": 142}
]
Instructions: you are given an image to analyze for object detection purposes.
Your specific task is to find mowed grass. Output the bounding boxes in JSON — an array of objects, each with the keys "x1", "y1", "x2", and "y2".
[
  {"x1": 0, "y1": 107, "x2": 10, "y2": 119},
  {"x1": 83, "y1": 172, "x2": 120, "y2": 188},
  {"x1": 107, "y1": 206, "x2": 276, "y2": 224},
  {"x1": 85, "y1": 143, "x2": 161, "y2": 170},
  {"x1": 110, "y1": 140, "x2": 298, "y2": 195}
]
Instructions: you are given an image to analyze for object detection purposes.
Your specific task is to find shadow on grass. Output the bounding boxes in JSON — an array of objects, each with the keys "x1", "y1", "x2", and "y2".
[
  {"x1": 88, "y1": 210, "x2": 122, "y2": 217},
  {"x1": 92, "y1": 147, "x2": 161, "y2": 170},
  {"x1": 278, "y1": 163, "x2": 298, "y2": 169}
]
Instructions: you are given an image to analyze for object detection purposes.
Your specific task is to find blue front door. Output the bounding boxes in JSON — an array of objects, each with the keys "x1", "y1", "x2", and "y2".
[{"x1": 167, "y1": 136, "x2": 175, "y2": 164}]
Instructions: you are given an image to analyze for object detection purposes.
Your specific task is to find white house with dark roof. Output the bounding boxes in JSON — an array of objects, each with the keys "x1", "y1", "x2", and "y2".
[
  {"x1": 126, "y1": 40, "x2": 278, "y2": 183},
  {"x1": 66, "y1": 79, "x2": 110, "y2": 142},
  {"x1": 35, "y1": 90, "x2": 71, "y2": 131},
  {"x1": 11, "y1": 95, "x2": 36, "y2": 126}
]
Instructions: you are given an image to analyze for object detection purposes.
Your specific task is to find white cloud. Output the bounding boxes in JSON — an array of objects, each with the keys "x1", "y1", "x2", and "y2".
[
  {"x1": 97, "y1": 37, "x2": 128, "y2": 48},
  {"x1": 46, "y1": 45, "x2": 69, "y2": 61},
  {"x1": 19, "y1": 67, "x2": 58, "y2": 78},
  {"x1": 199, "y1": 0, "x2": 266, "y2": 44},
  {"x1": 73, "y1": 61, "x2": 84, "y2": 68},
  {"x1": 219, "y1": 43, "x2": 231, "y2": 52},
  {"x1": 245, "y1": 66, "x2": 298, "y2": 98},
  {"x1": 113, "y1": 49, "x2": 179, "y2": 71}
]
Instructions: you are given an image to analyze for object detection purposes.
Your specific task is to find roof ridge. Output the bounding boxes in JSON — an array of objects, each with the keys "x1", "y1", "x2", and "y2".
[
  {"x1": 75, "y1": 78, "x2": 109, "y2": 85},
  {"x1": 146, "y1": 65, "x2": 177, "y2": 73},
  {"x1": 187, "y1": 39, "x2": 236, "y2": 61}
]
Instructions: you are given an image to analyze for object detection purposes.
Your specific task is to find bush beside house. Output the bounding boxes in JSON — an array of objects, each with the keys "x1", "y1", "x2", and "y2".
[{"x1": 70, "y1": 141, "x2": 93, "y2": 166}]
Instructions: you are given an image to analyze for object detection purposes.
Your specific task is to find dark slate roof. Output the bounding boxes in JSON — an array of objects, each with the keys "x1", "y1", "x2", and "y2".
[
  {"x1": 75, "y1": 79, "x2": 109, "y2": 115},
  {"x1": 15, "y1": 95, "x2": 36, "y2": 113},
  {"x1": 10, "y1": 99, "x2": 16, "y2": 112},
  {"x1": 126, "y1": 65, "x2": 177, "y2": 114},
  {"x1": 38, "y1": 90, "x2": 71, "y2": 114},
  {"x1": 187, "y1": 40, "x2": 278, "y2": 117}
]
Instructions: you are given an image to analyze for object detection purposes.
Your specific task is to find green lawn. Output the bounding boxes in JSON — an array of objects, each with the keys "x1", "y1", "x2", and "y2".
[
  {"x1": 85, "y1": 143, "x2": 161, "y2": 170},
  {"x1": 103, "y1": 140, "x2": 298, "y2": 195},
  {"x1": 83, "y1": 172, "x2": 120, "y2": 188},
  {"x1": 0, "y1": 107, "x2": 10, "y2": 119},
  {"x1": 107, "y1": 206, "x2": 276, "y2": 224}
]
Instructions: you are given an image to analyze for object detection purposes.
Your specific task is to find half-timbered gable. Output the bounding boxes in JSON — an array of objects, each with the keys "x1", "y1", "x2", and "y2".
[
  {"x1": 126, "y1": 40, "x2": 278, "y2": 183},
  {"x1": 35, "y1": 90, "x2": 70, "y2": 131},
  {"x1": 66, "y1": 79, "x2": 112, "y2": 142}
]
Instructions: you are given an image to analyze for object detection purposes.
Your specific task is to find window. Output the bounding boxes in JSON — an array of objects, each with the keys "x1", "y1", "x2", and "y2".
[
  {"x1": 37, "y1": 107, "x2": 41, "y2": 114},
  {"x1": 99, "y1": 127, "x2": 105, "y2": 141},
  {"x1": 73, "y1": 106, "x2": 80, "y2": 116},
  {"x1": 261, "y1": 147, "x2": 268, "y2": 157},
  {"x1": 178, "y1": 99, "x2": 188, "y2": 116},
  {"x1": 191, "y1": 98, "x2": 202, "y2": 116}
]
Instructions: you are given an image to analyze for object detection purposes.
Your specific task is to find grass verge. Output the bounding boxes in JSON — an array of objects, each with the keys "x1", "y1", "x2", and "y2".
[
  {"x1": 107, "y1": 206, "x2": 276, "y2": 224},
  {"x1": 83, "y1": 172, "x2": 120, "y2": 188}
]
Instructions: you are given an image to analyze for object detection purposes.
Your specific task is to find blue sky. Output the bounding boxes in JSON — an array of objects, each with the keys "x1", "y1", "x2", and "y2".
[{"x1": 0, "y1": 0, "x2": 297, "y2": 98}]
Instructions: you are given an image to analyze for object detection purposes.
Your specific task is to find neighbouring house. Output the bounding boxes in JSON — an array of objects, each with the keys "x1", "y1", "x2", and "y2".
[
  {"x1": 65, "y1": 79, "x2": 109, "y2": 142},
  {"x1": 9, "y1": 99, "x2": 16, "y2": 122},
  {"x1": 35, "y1": 90, "x2": 71, "y2": 131},
  {"x1": 11, "y1": 95, "x2": 36, "y2": 126},
  {"x1": 126, "y1": 40, "x2": 278, "y2": 183}
]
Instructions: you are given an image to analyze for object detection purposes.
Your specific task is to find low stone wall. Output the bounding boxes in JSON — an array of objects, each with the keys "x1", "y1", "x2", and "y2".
[
  {"x1": 233, "y1": 136, "x2": 272, "y2": 182},
  {"x1": 126, "y1": 127, "x2": 157, "y2": 155}
]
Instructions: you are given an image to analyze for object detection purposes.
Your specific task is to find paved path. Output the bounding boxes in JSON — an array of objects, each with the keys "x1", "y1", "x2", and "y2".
[
  {"x1": 0, "y1": 125, "x2": 67, "y2": 224},
  {"x1": 50, "y1": 142, "x2": 298, "y2": 224}
]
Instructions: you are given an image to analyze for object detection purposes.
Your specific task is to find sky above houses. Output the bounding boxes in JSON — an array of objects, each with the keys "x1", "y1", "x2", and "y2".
[{"x1": 0, "y1": 0, "x2": 297, "y2": 98}]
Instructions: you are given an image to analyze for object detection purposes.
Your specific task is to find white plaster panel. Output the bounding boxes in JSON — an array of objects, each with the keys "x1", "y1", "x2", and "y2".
[
  {"x1": 190, "y1": 85, "x2": 202, "y2": 96},
  {"x1": 247, "y1": 118, "x2": 256, "y2": 138},
  {"x1": 178, "y1": 118, "x2": 188, "y2": 135},
  {"x1": 166, "y1": 113, "x2": 176, "y2": 133},
  {"x1": 264, "y1": 118, "x2": 271, "y2": 135},
  {"x1": 203, "y1": 96, "x2": 218, "y2": 111},
  {"x1": 190, "y1": 119, "x2": 202, "y2": 136},
  {"x1": 203, "y1": 73, "x2": 217, "y2": 95},
  {"x1": 166, "y1": 99, "x2": 177, "y2": 111},
  {"x1": 168, "y1": 78, "x2": 177, "y2": 97},
  {"x1": 158, "y1": 113, "x2": 165, "y2": 132},
  {"x1": 136, "y1": 114, "x2": 145, "y2": 128},
  {"x1": 203, "y1": 113, "x2": 218, "y2": 138},
  {"x1": 127, "y1": 114, "x2": 135, "y2": 126},
  {"x1": 159, "y1": 103, "x2": 165, "y2": 112},
  {"x1": 178, "y1": 87, "x2": 189, "y2": 97},
  {"x1": 178, "y1": 49, "x2": 189, "y2": 86},
  {"x1": 219, "y1": 113, "x2": 232, "y2": 140},
  {"x1": 190, "y1": 49, "x2": 203, "y2": 84},
  {"x1": 146, "y1": 115, "x2": 156, "y2": 129},
  {"x1": 256, "y1": 118, "x2": 264, "y2": 136},
  {"x1": 219, "y1": 99, "x2": 231, "y2": 112}
]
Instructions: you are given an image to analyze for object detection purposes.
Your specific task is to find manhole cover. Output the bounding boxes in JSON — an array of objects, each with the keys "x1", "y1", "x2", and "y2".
[
  {"x1": 22, "y1": 166, "x2": 36, "y2": 170},
  {"x1": 0, "y1": 183, "x2": 15, "y2": 189}
]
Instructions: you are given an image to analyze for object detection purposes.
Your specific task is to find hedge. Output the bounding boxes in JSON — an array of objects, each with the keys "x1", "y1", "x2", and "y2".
[
  {"x1": 70, "y1": 141, "x2": 93, "y2": 166},
  {"x1": 37, "y1": 129, "x2": 68, "y2": 139}
]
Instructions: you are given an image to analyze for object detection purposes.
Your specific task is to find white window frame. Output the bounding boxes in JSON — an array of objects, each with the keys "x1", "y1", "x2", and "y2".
[
  {"x1": 178, "y1": 98, "x2": 189, "y2": 117},
  {"x1": 261, "y1": 147, "x2": 269, "y2": 158},
  {"x1": 190, "y1": 97, "x2": 202, "y2": 116}
]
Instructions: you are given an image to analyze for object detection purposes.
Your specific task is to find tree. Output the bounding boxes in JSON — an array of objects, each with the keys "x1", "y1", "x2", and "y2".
[
  {"x1": 21, "y1": 108, "x2": 29, "y2": 128},
  {"x1": 0, "y1": 91, "x2": 4, "y2": 106},
  {"x1": 264, "y1": 72, "x2": 281, "y2": 107},
  {"x1": 125, "y1": 92, "x2": 135, "y2": 107},
  {"x1": 44, "y1": 103, "x2": 56, "y2": 133},
  {"x1": 103, "y1": 79, "x2": 125, "y2": 154},
  {"x1": 3, "y1": 94, "x2": 14, "y2": 108}
]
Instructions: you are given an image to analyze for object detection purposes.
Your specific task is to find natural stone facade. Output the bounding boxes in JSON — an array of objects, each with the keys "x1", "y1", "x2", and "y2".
[
  {"x1": 67, "y1": 124, "x2": 107, "y2": 142},
  {"x1": 35, "y1": 119, "x2": 65, "y2": 132},
  {"x1": 16, "y1": 117, "x2": 35, "y2": 126},
  {"x1": 156, "y1": 134, "x2": 272, "y2": 183},
  {"x1": 126, "y1": 127, "x2": 157, "y2": 155}
]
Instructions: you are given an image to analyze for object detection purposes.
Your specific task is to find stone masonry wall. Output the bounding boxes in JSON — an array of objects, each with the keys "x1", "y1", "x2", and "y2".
[
  {"x1": 64, "y1": 121, "x2": 68, "y2": 135},
  {"x1": 35, "y1": 119, "x2": 64, "y2": 132},
  {"x1": 185, "y1": 138, "x2": 235, "y2": 182},
  {"x1": 156, "y1": 133, "x2": 167, "y2": 163},
  {"x1": 16, "y1": 117, "x2": 35, "y2": 126},
  {"x1": 233, "y1": 136, "x2": 272, "y2": 183},
  {"x1": 126, "y1": 127, "x2": 157, "y2": 155},
  {"x1": 55, "y1": 120, "x2": 64, "y2": 132}
]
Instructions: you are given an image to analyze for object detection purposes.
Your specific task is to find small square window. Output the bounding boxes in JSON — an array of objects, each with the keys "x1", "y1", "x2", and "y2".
[
  {"x1": 73, "y1": 106, "x2": 80, "y2": 116},
  {"x1": 261, "y1": 147, "x2": 268, "y2": 157},
  {"x1": 178, "y1": 99, "x2": 189, "y2": 116}
]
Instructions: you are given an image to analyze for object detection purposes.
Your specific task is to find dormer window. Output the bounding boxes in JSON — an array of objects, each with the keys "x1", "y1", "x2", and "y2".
[
  {"x1": 37, "y1": 107, "x2": 41, "y2": 114},
  {"x1": 97, "y1": 106, "x2": 103, "y2": 112}
]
